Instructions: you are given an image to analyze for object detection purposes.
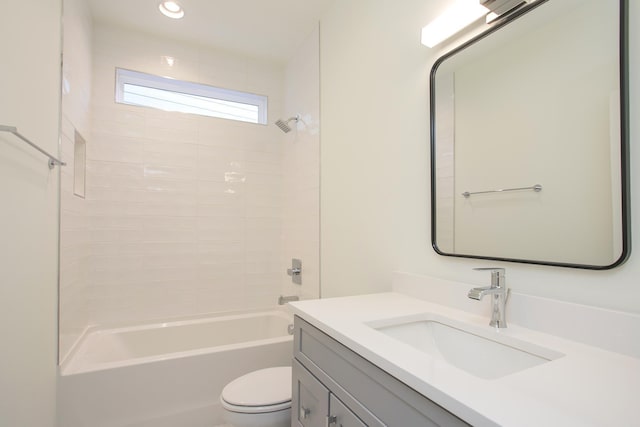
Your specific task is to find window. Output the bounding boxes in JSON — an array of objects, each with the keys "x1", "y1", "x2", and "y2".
[{"x1": 115, "y1": 68, "x2": 267, "y2": 124}]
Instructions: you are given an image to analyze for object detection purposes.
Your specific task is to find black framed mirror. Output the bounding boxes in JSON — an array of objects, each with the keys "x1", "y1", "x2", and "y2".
[{"x1": 430, "y1": 0, "x2": 630, "y2": 269}]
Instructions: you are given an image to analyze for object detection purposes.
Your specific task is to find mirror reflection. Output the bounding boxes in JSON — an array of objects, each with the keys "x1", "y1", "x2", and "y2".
[{"x1": 431, "y1": 0, "x2": 629, "y2": 269}]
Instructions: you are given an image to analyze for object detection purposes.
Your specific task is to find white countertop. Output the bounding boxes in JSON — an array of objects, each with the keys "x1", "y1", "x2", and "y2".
[{"x1": 290, "y1": 292, "x2": 640, "y2": 427}]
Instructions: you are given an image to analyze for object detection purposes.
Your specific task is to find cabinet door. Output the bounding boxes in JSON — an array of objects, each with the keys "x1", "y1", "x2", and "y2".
[
  {"x1": 329, "y1": 394, "x2": 367, "y2": 427},
  {"x1": 292, "y1": 360, "x2": 329, "y2": 427}
]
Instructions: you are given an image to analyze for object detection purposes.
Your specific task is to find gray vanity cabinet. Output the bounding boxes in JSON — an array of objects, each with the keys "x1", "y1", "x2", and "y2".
[
  {"x1": 293, "y1": 316, "x2": 470, "y2": 427},
  {"x1": 292, "y1": 358, "x2": 328, "y2": 427},
  {"x1": 329, "y1": 394, "x2": 367, "y2": 427},
  {"x1": 293, "y1": 359, "x2": 365, "y2": 427}
]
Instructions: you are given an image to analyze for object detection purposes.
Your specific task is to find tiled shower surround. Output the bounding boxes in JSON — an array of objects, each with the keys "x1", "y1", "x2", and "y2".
[{"x1": 60, "y1": 10, "x2": 319, "y2": 360}]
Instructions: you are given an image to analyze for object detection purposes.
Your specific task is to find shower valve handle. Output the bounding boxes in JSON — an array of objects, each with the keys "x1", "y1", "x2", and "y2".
[
  {"x1": 287, "y1": 267, "x2": 301, "y2": 276},
  {"x1": 287, "y1": 258, "x2": 302, "y2": 285}
]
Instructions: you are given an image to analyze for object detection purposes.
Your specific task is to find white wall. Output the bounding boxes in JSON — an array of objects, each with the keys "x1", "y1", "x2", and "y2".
[
  {"x1": 320, "y1": 0, "x2": 640, "y2": 314},
  {"x1": 320, "y1": 0, "x2": 434, "y2": 298},
  {"x1": 0, "y1": 1, "x2": 61, "y2": 426},
  {"x1": 281, "y1": 26, "x2": 321, "y2": 300}
]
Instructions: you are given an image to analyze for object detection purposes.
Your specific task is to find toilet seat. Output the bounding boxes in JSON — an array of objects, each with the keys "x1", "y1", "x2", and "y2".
[
  {"x1": 220, "y1": 366, "x2": 292, "y2": 414},
  {"x1": 221, "y1": 399, "x2": 291, "y2": 414}
]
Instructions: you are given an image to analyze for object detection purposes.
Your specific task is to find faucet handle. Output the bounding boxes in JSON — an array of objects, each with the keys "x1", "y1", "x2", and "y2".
[{"x1": 473, "y1": 267, "x2": 506, "y2": 287}]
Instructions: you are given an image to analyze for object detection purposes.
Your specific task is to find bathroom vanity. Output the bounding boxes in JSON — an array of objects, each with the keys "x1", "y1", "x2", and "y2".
[
  {"x1": 292, "y1": 316, "x2": 469, "y2": 426},
  {"x1": 289, "y1": 274, "x2": 640, "y2": 427}
]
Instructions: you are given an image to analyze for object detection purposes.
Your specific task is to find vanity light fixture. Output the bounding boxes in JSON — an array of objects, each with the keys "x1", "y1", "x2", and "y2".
[
  {"x1": 421, "y1": 0, "x2": 489, "y2": 48},
  {"x1": 483, "y1": 0, "x2": 527, "y2": 23},
  {"x1": 422, "y1": 0, "x2": 530, "y2": 48},
  {"x1": 158, "y1": 1, "x2": 184, "y2": 19},
  {"x1": 480, "y1": 0, "x2": 535, "y2": 24}
]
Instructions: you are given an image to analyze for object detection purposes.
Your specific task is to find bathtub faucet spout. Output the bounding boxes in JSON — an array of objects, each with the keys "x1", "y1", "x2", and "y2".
[{"x1": 278, "y1": 295, "x2": 299, "y2": 305}]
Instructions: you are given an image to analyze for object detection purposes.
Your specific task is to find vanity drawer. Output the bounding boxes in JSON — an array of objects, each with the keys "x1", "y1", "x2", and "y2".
[{"x1": 294, "y1": 316, "x2": 470, "y2": 427}]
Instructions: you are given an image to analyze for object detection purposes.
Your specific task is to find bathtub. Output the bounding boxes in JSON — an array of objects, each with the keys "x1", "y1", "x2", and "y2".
[{"x1": 58, "y1": 309, "x2": 294, "y2": 427}]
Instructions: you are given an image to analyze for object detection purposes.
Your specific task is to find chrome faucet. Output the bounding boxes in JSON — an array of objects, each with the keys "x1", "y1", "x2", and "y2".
[
  {"x1": 278, "y1": 295, "x2": 299, "y2": 305},
  {"x1": 468, "y1": 268, "x2": 508, "y2": 328}
]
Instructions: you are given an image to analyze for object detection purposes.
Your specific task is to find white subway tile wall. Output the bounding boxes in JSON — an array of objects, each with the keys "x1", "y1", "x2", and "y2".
[
  {"x1": 59, "y1": 0, "x2": 93, "y2": 360},
  {"x1": 59, "y1": 16, "x2": 320, "y2": 360},
  {"x1": 85, "y1": 23, "x2": 286, "y2": 326}
]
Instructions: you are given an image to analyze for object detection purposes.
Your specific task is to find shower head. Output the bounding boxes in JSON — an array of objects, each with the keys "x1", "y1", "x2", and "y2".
[{"x1": 275, "y1": 114, "x2": 300, "y2": 133}]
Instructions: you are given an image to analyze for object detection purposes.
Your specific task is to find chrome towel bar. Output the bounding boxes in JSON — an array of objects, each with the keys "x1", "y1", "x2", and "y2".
[
  {"x1": 0, "y1": 125, "x2": 66, "y2": 169},
  {"x1": 462, "y1": 184, "x2": 542, "y2": 198}
]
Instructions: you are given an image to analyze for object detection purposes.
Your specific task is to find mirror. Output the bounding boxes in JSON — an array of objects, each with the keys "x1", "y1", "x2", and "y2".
[{"x1": 430, "y1": 0, "x2": 629, "y2": 269}]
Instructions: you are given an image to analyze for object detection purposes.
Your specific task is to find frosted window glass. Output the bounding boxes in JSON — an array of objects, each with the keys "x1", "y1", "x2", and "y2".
[{"x1": 115, "y1": 69, "x2": 267, "y2": 124}]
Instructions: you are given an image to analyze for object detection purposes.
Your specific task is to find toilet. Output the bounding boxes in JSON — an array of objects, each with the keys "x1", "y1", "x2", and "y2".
[{"x1": 220, "y1": 366, "x2": 292, "y2": 427}]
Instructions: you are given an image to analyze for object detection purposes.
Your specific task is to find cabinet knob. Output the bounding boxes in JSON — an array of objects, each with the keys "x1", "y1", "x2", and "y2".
[{"x1": 300, "y1": 406, "x2": 311, "y2": 419}]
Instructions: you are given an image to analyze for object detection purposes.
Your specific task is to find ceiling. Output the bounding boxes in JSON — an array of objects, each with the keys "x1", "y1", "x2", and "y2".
[{"x1": 87, "y1": 0, "x2": 334, "y2": 63}]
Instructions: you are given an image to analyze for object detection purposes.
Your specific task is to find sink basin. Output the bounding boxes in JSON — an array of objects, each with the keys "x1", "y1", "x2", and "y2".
[{"x1": 369, "y1": 316, "x2": 563, "y2": 379}]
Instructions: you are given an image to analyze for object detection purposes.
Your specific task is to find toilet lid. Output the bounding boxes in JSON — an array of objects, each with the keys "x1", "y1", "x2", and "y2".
[{"x1": 221, "y1": 366, "x2": 292, "y2": 409}]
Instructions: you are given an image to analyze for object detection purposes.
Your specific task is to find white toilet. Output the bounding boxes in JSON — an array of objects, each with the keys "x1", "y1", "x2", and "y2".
[{"x1": 220, "y1": 366, "x2": 292, "y2": 427}]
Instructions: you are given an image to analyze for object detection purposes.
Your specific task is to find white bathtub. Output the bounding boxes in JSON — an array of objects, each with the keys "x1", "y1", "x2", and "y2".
[{"x1": 58, "y1": 309, "x2": 294, "y2": 427}]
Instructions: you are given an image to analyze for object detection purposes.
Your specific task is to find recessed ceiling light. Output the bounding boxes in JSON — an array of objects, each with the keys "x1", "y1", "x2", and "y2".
[{"x1": 158, "y1": 1, "x2": 185, "y2": 19}]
